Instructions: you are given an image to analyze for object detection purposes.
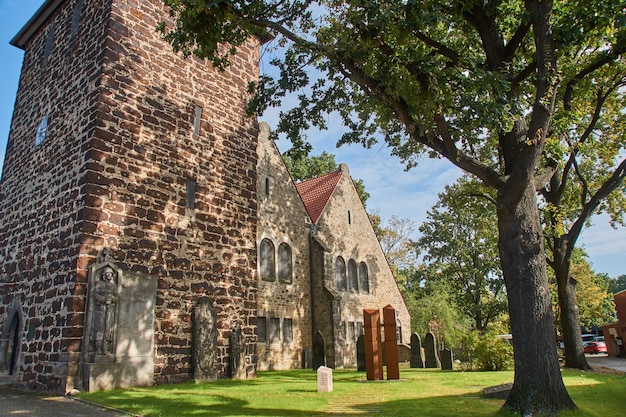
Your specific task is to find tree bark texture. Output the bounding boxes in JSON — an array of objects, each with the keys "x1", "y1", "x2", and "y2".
[
  {"x1": 554, "y1": 259, "x2": 591, "y2": 370},
  {"x1": 498, "y1": 184, "x2": 576, "y2": 414}
]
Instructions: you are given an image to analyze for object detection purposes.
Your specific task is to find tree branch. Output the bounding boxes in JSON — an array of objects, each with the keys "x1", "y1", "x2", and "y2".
[{"x1": 565, "y1": 158, "x2": 626, "y2": 258}]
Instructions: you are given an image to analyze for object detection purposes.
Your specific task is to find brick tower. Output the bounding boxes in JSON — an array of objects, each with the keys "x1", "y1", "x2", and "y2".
[{"x1": 0, "y1": 0, "x2": 260, "y2": 392}]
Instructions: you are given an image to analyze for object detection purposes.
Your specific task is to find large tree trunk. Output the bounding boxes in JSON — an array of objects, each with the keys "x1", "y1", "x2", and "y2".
[
  {"x1": 498, "y1": 184, "x2": 576, "y2": 415},
  {"x1": 553, "y1": 245, "x2": 592, "y2": 370}
]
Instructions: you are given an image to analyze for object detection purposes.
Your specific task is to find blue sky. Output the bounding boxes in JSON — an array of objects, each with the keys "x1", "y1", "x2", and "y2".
[{"x1": 1, "y1": 0, "x2": 625, "y2": 278}]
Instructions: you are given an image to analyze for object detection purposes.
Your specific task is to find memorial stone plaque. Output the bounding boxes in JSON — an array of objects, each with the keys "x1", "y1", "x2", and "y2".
[{"x1": 317, "y1": 366, "x2": 333, "y2": 392}]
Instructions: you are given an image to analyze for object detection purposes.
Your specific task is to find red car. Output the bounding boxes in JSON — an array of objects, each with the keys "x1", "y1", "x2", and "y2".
[{"x1": 583, "y1": 341, "x2": 608, "y2": 354}]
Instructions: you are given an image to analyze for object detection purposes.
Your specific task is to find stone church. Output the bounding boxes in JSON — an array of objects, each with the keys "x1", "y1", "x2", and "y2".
[{"x1": 0, "y1": 0, "x2": 410, "y2": 393}]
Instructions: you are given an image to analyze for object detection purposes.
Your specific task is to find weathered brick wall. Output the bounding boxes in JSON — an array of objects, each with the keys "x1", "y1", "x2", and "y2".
[
  {"x1": 82, "y1": 0, "x2": 260, "y2": 385},
  {"x1": 313, "y1": 168, "x2": 411, "y2": 368},
  {"x1": 1, "y1": 0, "x2": 260, "y2": 391},
  {"x1": 256, "y1": 123, "x2": 312, "y2": 370},
  {"x1": 0, "y1": 0, "x2": 112, "y2": 391}
]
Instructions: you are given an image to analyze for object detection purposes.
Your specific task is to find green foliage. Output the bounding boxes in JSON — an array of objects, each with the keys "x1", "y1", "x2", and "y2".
[
  {"x1": 371, "y1": 214, "x2": 418, "y2": 273},
  {"x1": 456, "y1": 316, "x2": 513, "y2": 371},
  {"x1": 281, "y1": 151, "x2": 370, "y2": 204},
  {"x1": 457, "y1": 328, "x2": 514, "y2": 372},
  {"x1": 473, "y1": 333, "x2": 514, "y2": 372},
  {"x1": 416, "y1": 179, "x2": 507, "y2": 332},
  {"x1": 608, "y1": 274, "x2": 626, "y2": 294},
  {"x1": 282, "y1": 151, "x2": 336, "y2": 182}
]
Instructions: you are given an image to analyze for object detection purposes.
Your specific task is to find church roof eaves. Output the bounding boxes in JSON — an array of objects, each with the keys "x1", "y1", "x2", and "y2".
[{"x1": 11, "y1": 0, "x2": 65, "y2": 50}]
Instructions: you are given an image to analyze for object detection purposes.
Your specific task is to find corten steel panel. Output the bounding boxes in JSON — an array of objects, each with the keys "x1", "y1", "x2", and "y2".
[{"x1": 363, "y1": 309, "x2": 383, "y2": 381}]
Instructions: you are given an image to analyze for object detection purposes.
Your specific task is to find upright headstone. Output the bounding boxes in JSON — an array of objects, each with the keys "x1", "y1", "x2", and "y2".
[
  {"x1": 193, "y1": 298, "x2": 218, "y2": 381},
  {"x1": 317, "y1": 366, "x2": 333, "y2": 392},
  {"x1": 410, "y1": 333, "x2": 424, "y2": 368},
  {"x1": 230, "y1": 325, "x2": 247, "y2": 379},
  {"x1": 356, "y1": 334, "x2": 366, "y2": 372},
  {"x1": 363, "y1": 309, "x2": 383, "y2": 381},
  {"x1": 424, "y1": 332, "x2": 440, "y2": 369},
  {"x1": 312, "y1": 331, "x2": 326, "y2": 370},
  {"x1": 382, "y1": 305, "x2": 400, "y2": 380},
  {"x1": 89, "y1": 266, "x2": 119, "y2": 360},
  {"x1": 440, "y1": 348, "x2": 454, "y2": 370},
  {"x1": 82, "y1": 249, "x2": 158, "y2": 391}
]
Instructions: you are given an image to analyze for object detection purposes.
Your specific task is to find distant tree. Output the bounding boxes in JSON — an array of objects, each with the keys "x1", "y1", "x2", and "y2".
[
  {"x1": 401, "y1": 275, "x2": 469, "y2": 348},
  {"x1": 282, "y1": 151, "x2": 370, "y2": 205},
  {"x1": 282, "y1": 151, "x2": 336, "y2": 182},
  {"x1": 550, "y1": 250, "x2": 615, "y2": 331},
  {"x1": 370, "y1": 214, "x2": 417, "y2": 273},
  {"x1": 417, "y1": 180, "x2": 507, "y2": 332},
  {"x1": 608, "y1": 274, "x2": 626, "y2": 294}
]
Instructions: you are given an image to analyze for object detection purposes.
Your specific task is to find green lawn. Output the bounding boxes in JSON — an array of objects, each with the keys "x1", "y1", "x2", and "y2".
[{"x1": 79, "y1": 367, "x2": 625, "y2": 416}]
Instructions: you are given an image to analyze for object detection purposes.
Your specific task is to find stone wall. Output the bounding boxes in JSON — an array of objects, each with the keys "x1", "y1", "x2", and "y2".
[
  {"x1": 0, "y1": 0, "x2": 113, "y2": 391},
  {"x1": 256, "y1": 123, "x2": 312, "y2": 370},
  {"x1": 0, "y1": 0, "x2": 260, "y2": 392}
]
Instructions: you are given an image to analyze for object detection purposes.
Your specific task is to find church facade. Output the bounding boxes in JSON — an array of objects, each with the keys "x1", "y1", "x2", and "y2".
[{"x1": 0, "y1": 0, "x2": 409, "y2": 393}]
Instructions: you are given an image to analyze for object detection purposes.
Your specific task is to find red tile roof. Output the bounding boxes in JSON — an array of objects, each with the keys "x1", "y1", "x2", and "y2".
[{"x1": 295, "y1": 170, "x2": 343, "y2": 224}]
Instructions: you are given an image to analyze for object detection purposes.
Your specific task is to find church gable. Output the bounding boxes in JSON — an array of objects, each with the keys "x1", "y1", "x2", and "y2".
[{"x1": 255, "y1": 123, "x2": 312, "y2": 370}]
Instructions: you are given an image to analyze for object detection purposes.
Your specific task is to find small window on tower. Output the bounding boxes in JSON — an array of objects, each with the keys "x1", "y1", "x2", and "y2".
[
  {"x1": 193, "y1": 105, "x2": 202, "y2": 136},
  {"x1": 70, "y1": 0, "x2": 83, "y2": 33},
  {"x1": 186, "y1": 178, "x2": 196, "y2": 209},
  {"x1": 265, "y1": 177, "x2": 270, "y2": 196},
  {"x1": 44, "y1": 25, "x2": 55, "y2": 58}
]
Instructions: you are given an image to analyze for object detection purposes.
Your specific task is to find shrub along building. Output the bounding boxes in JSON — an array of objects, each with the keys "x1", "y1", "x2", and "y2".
[{"x1": 0, "y1": 0, "x2": 410, "y2": 393}]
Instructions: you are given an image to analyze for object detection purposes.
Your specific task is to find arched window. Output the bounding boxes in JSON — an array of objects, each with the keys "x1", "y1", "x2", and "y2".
[
  {"x1": 335, "y1": 257, "x2": 347, "y2": 290},
  {"x1": 259, "y1": 239, "x2": 275, "y2": 281},
  {"x1": 277, "y1": 242, "x2": 293, "y2": 284},
  {"x1": 359, "y1": 262, "x2": 369, "y2": 294},
  {"x1": 347, "y1": 259, "x2": 358, "y2": 291}
]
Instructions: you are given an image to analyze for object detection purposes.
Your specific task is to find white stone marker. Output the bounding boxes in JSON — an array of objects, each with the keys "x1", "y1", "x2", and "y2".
[{"x1": 317, "y1": 366, "x2": 333, "y2": 392}]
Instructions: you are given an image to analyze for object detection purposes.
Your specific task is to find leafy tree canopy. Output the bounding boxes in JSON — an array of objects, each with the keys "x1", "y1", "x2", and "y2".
[
  {"x1": 282, "y1": 151, "x2": 370, "y2": 204},
  {"x1": 417, "y1": 178, "x2": 507, "y2": 332},
  {"x1": 608, "y1": 274, "x2": 626, "y2": 294}
]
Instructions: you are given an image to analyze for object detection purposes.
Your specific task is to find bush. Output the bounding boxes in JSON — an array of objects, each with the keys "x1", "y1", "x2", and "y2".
[
  {"x1": 474, "y1": 333, "x2": 514, "y2": 371},
  {"x1": 456, "y1": 330, "x2": 513, "y2": 371}
]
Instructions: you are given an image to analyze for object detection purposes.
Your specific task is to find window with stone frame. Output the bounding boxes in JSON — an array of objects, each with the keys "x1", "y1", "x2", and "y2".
[
  {"x1": 269, "y1": 317, "x2": 280, "y2": 341},
  {"x1": 335, "y1": 257, "x2": 347, "y2": 290},
  {"x1": 347, "y1": 259, "x2": 358, "y2": 291},
  {"x1": 359, "y1": 262, "x2": 369, "y2": 294},
  {"x1": 282, "y1": 318, "x2": 293, "y2": 342},
  {"x1": 257, "y1": 316, "x2": 267, "y2": 342},
  {"x1": 396, "y1": 319, "x2": 403, "y2": 343},
  {"x1": 277, "y1": 242, "x2": 293, "y2": 284},
  {"x1": 259, "y1": 239, "x2": 276, "y2": 281},
  {"x1": 346, "y1": 321, "x2": 356, "y2": 343},
  {"x1": 356, "y1": 322, "x2": 364, "y2": 337}
]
